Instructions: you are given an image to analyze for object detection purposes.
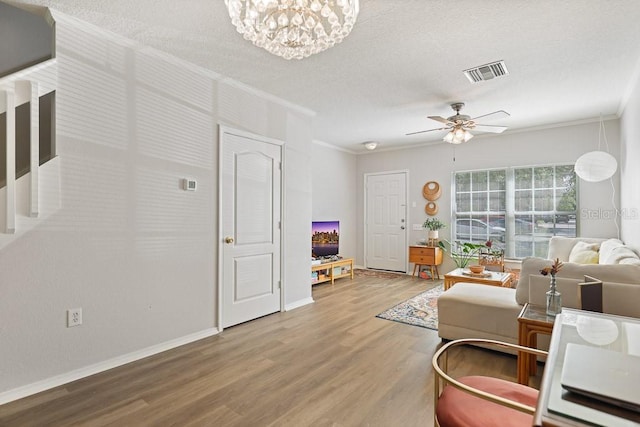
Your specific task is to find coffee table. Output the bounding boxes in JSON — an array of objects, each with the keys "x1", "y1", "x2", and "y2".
[{"x1": 443, "y1": 268, "x2": 512, "y2": 290}]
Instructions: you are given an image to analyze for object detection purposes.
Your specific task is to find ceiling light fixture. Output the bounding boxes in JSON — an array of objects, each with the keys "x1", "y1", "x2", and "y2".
[
  {"x1": 224, "y1": 0, "x2": 360, "y2": 60},
  {"x1": 363, "y1": 141, "x2": 378, "y2": 150},
  {"x1": 574, "y1": 116, "x2": 620, "y2": 240},
  {"x1": 575, "y1": 117, "x2": 618, "y2": 182},
  {"x1": 443, "y1": 126, "x2": 473, "y2": 144}
]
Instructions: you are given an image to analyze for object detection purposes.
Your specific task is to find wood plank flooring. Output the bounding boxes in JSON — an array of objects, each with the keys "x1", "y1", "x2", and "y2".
[{"x1": 0, "y1": 272, "x2": 541, "y2": 426}]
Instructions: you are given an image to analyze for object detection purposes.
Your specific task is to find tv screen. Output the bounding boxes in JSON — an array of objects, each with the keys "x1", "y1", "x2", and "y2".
[{"x1": 312, "y1": 221, "x2": 340, "y2": 257}]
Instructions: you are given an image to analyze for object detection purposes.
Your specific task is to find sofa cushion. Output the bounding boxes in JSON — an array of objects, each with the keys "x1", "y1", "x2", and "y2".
[
  {"x1": 598, "y1": 238, "x2": 640, "y2": 265},
  {"x1": 436, "y1": 376, "x2": 537, "y2": 427},
  {"x1": 568, "y1": 241, "x2": 600, "y2": 264},
  {"x1": 516, "y1": 257, "x2": 640, "y2": 305},
  {"x1": 529, "y1": 276, "x2": 583, "y2": 308},
  {"x1": 529, "y1": 276, "x2": 640, "y2": 317},
  {"x1": 620, "y1": 257, "x2": 640, "y2": 266},
  {"x1": 547, "y1": 236, "x2": 605, "y2": 262},
  {"x1": 605, "y1": 246, "x2": 640, "y2": 265},
  {"x1": 438, "y1": 283, "x2": 521, "y2": 340},
  {"x1": 515, "y1": 257, "x2": 551, "y2": 305},
  {"x1": 601, "y1": 281, "x2": 640, "y2": 317}
]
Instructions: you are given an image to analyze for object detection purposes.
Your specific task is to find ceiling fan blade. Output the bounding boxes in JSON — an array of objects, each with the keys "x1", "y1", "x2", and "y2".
[
  {"x1": 428, "y1": 116, "x2": 454, "y2": 125},
  {"x1": 405, "y1": 126, "x2": 449, "y2": 136},
  {"x1": 473, "y1": 124, "x2": 508, "y2": 134},
  {"x1": 470, "y1": 110, "x2": 510, "y2": 122}
]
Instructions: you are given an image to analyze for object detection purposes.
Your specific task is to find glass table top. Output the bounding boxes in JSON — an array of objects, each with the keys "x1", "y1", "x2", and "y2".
[
  {"x1": 520, "y1": 303, "x2": 556, "y2": 324},
  {"x1": 538, "y1": 308, "x2": 640, "y2": 426}
]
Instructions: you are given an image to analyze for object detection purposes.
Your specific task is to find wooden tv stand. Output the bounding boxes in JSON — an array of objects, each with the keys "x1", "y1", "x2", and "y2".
[{"x1": 311, "y1": 258, "x2": 354, "y2": 285}]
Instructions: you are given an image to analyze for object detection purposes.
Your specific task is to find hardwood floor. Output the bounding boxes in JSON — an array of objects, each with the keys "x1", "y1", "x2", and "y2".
[{"x1": 0, "y1": 272, "x2": 541, "y2": 426}]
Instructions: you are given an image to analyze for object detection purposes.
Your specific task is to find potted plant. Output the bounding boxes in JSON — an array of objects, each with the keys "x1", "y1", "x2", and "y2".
[
  {"x1": 479, "y1": 240, "x2": 505, "y2": 267},
  {"x1": 423, "y1": 218, "x2": 446, "y2": 240},
  {"x1": 438, "y1": 240, "x2": 485, "y2": 269}
]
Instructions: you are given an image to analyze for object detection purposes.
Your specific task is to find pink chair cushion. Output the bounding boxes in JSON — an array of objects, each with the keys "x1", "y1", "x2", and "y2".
[{"x1": 436, "y1": 375, "x2": 538, "y2": 427}]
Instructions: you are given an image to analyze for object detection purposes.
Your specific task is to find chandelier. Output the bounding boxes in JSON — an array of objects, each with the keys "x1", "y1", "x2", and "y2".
[
  {"x1": 443, "y1": 126, "x2": 474, "y2": 144},
  {"x1": 225, "y1": 0, "x2": 359, "y2": 60}
]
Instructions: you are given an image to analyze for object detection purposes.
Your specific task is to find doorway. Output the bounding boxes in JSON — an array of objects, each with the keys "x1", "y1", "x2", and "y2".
[
  {"x1": 364, "y1": 171, "x2": 408, "y2": 272},
  {"x1": 219, "y1": 126, "x2": 282, "y2": 328}
]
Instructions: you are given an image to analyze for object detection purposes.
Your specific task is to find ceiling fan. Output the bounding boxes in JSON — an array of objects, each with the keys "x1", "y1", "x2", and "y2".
[{"x1": 406, "y1": 102, "x2": 510, "y2": 144}]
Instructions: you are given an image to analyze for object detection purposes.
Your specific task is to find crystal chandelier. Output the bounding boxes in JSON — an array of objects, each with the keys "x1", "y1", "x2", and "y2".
[{"x1": 225, "y1": 0, "x2": 359, "y2": 60}]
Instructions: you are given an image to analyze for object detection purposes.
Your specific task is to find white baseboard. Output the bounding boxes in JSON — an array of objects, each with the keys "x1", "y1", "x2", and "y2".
[
  {"x1": 0, "y1": 327, "x2": 220, "y2": 405},
  {"x1": 285, "y1": 297, "x2": 314, "y2": 311}
]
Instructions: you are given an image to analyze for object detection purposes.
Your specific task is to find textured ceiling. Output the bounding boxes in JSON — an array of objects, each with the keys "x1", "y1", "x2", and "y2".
[{"x1": 6, "y1": 0, "x2": 640, "y2": 152}]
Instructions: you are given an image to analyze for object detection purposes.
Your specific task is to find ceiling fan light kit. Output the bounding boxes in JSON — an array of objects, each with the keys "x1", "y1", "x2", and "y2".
[
  {"x1": 406, "y1": 102, "x2": 509, "y2": 144},
  {"x1": 225, "y1": 0, "x2": 359, "y2": 60},
  {"x1": 443, "y1": 127, "x2": 473, "y2": 144}
]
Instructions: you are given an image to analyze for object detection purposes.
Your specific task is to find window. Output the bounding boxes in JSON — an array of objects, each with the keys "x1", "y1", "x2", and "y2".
[{"x1": 453, "y1": 165, "x2": 577, "y2": 258}]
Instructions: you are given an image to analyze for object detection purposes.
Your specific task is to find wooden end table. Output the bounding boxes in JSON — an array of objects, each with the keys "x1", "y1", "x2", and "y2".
[
  {"x1": 517, "y1": 303, "x2": 555, "y2": 385},
  {"x1": 409, "y1": 245, "x2": 442, "y2": 280},
  {"x1": 443, "y1": 268, "x2": 512, "y2": 290}
]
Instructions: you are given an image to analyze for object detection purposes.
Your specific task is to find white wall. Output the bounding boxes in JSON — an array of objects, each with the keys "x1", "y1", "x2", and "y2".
[
  {"x1": 620, "y1": 70, "x2": 640, "y2": 248},
  {"x1": 311, "y1": 142, "x2": 357, "y2": 261},
  {"x1": 356, "y1": 120, "x2": 621, "y2": 271},
  {"x1": 0, "y1": 10, "x2": 312, "y2": 401}
]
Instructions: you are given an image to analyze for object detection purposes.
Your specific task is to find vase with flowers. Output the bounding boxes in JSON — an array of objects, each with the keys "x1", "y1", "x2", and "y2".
[
  {"x1": 540, "y1": 258, "x2": 564, "y2": 316},
  {"x1": 479, "y1": 240, "x2": 505, "y2": 268}
]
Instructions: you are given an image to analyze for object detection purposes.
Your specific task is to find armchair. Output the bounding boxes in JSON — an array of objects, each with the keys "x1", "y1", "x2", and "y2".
[{"x1": 432, "y1": 338, "x2": 547, "y2": 427}]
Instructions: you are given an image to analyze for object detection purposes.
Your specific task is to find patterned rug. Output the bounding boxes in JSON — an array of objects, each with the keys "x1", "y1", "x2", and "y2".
[{"x1": 376, "y1": 284, "x2": 444, "y2": 330}]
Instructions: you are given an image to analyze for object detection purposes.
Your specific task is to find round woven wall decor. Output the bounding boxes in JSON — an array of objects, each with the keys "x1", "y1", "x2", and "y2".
[
  {"x1": 423, "y1": 181, "x2": 441, "y2": 201},
  {"x1": 425, "y1": 201, "x2": 438, "y2": 215}
]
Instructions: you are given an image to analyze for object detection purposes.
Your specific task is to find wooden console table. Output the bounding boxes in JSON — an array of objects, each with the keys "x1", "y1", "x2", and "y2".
[
  {"x1": 409, "y1": 245, "x2": 442, "y2": 280},
  {"x1": 311, "y1": 258, "x2": 354, "y2": 285}
]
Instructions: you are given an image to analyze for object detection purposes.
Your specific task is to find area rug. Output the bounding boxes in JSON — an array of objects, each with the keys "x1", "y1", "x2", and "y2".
[
  {"x1": 354, "y1": 268, "x2": 405, "y2": 279},
  {"x1": 376, "y1": 284, "x2": 444, "y2": 330}
]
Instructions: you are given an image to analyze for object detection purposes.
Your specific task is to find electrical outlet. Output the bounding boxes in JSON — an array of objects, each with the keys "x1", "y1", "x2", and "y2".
[{"x1": 67, "y1": 308, "x2": 82, "y2": 327}]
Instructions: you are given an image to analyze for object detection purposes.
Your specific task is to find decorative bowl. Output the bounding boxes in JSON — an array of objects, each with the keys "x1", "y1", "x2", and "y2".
[{"x1": 468, "y1": 265, "x2": 485, "y2": 274}]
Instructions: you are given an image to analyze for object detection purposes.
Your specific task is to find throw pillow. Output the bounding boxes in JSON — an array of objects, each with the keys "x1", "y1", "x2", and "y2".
[
  {"x1": 569, "y1": 241, "x2": 600, "y2": 264},
  {"x1": 599, "y1": 238, "x2": 624, "y2": 264}
]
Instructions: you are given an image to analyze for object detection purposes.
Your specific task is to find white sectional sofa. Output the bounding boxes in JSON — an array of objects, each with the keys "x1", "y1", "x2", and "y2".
[{"x1": 437, "y1": 237, "x2": 640, "y2": 345}]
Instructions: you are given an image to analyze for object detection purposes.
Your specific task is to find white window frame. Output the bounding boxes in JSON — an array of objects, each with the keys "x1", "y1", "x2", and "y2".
[{"x1": 452, "y1": 164, "x2": 578, "y2": 259}]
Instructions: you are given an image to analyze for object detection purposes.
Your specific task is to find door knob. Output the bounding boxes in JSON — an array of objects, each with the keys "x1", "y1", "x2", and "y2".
[
  {"x1": 225, "y1": 237, "x2": 234, "y2": 244},
  {"x1": 400, "y1": 226, "x2": 405, "y2": 230}
]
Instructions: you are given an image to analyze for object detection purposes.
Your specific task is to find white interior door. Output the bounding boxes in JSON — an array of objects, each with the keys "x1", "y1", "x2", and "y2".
[
  {"x1": 220, "y1": 128, "x2": 281, "y2": 328},
  {"x1": 365, "y1": 172, "x2": 407, "y2": 272}
]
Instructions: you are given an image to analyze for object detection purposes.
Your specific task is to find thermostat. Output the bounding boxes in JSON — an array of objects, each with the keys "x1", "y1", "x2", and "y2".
[{"x1": 182, "y1": 178, "x2": 197, "y2": 191}]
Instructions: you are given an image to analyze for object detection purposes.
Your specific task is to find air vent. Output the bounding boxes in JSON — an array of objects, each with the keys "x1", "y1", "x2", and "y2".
[{"x1": 463, "y1": 60, "x2": 509, "y2": 83}]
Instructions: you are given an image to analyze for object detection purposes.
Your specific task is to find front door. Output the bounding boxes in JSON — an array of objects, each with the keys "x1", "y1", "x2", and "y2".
[
  {"x1": 220, "y1": 127, "x2": 282, "y2": 328},
  {"x1": 365, "y1": 171, "x2": 408, "y2": 272}
]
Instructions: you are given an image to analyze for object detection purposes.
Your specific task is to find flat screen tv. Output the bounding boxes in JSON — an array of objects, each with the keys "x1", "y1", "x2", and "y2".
[{"x1": 312, "y1": 221, "x2": 340, "y2": 257}]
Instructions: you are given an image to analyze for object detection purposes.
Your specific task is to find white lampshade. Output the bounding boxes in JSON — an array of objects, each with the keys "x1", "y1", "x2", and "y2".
[
  {"x1": 443, "y1": 128, "x2": 473, "y2": 144},
  {"x1": 575, "y1": 151, "x2": 618, "y2": 182}
]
